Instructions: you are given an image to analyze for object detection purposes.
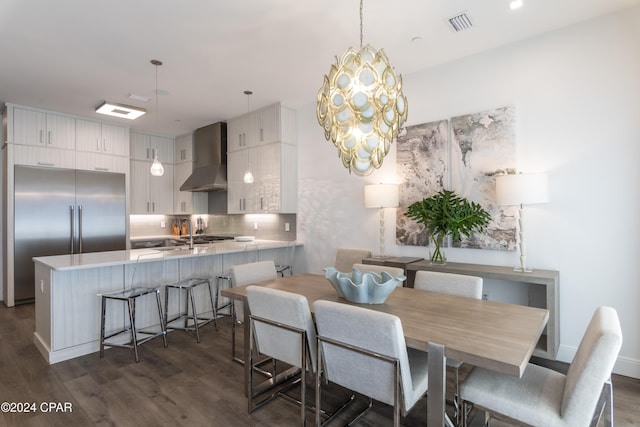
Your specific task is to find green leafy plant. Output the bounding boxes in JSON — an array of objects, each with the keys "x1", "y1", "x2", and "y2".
[{"x1": 405, "y1": 189, "x2": 491, "y2": 264}]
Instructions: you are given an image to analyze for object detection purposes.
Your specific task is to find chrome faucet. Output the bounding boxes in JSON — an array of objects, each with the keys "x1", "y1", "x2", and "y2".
[{"x1": 181, "y1": 218, "x2": 193, "y2": 250}]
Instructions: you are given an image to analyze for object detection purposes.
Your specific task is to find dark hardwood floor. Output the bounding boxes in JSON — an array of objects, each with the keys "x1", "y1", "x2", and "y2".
[{"x1": 0, "y1": 303, "x2": 638, "y2": 426}]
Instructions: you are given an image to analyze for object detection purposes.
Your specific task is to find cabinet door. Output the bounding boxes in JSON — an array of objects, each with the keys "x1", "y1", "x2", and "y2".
[
  {"x1": 75, "y1": 119, "x2": 103, "y2": 152},
  {"x1": 149, "y1": 163, "x2": 173, "y2": 214},
  {"x1": 45, "y1": 113, "x2": 75, "y2": 149},
  {"x1": 227, "y1": 150, "x2": 247, "y2": 213},
  {"x1": 175, "y1": 133, "x2": 193, "y2": 162},
  {"x1": 101, "y1": 123, "x2": 129, "y2": 156},
  {"x1": 174, "y1": 161, "x2": 192, "y2": 214},
  {"x1": 11, "y1": 144, "x2": 76, "y2": 169},
  {"x1": 149, "y1": 135, "x2": 175, "y2": 164},
  {"x1": 76, "y1": 152, "x2": 129, "y2": 174},
  {"x1": 227, "y1": 116, "x2": 249, "y2": 152},
  {"x1": 12, "y1": 107, "x2": 46, "y2": 145},
  {"x1": 256, "y1": 104, "x2": 281, "y2": 145},
  {"x1": 130, "y1": 132, "x2": 151, "y2": 160},
  {"x1": 256, "y1": 144, "x2": 281, "y2": 212},
  {"x1": 130, "y1": 160, "x2": 151, "y2": 214}
]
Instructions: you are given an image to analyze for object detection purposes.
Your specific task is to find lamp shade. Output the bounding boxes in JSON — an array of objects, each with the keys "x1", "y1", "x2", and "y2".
[
  {"x1": 496, "y1": 173, "x2": 549, "y2": 206},
  {"x1": 365, "y1": 184, "x2": 399, "y2": 208}
]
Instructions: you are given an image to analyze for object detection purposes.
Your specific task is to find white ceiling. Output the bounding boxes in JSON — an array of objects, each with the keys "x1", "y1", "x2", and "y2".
[{"x1": 0, "y1": 0, "x2": 636, "y2": 137}]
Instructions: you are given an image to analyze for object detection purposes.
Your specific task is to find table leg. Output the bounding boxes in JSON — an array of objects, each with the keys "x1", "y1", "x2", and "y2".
[
  {"x1": 427, "y1": 342, "x2": 446, "y2": 427},
  {"x1": 243, "y1": 297, "x2": 251, "y2": 397}
]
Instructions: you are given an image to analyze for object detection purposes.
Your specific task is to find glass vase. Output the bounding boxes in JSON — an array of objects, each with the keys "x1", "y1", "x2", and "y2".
[{"x1": 429, "y1": 234, "x2": 447, "y2": 265}]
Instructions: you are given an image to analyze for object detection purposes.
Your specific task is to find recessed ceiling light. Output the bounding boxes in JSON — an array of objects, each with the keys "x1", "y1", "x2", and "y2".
[
  {"x1": 446, "y1": 11, "x2": 473, "y2": 32},
  {"x1": 95, "y1": 101, "x2": 146, "y2": 120},
  {"x1": 510, "y1": 0, "x2": 523, "y2": 10}
]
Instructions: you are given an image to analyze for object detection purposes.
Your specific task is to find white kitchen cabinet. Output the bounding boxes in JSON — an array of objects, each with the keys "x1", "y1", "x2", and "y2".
[
  {"x1": 227, "y1": 142, "x2": 297, "y2": 214},
  {"x1": 9, "y1": 105, "x2": 76, "y2": 149},
  {"x1": 173, "y1": 133, "x2": 207, "y2": 214},
  {"x1": 75, "y1": 151, "x2": 129, "y2": 174},
  {"x1": 227, "y1": 103, "x2": 297, "y2": 152},
  {"x1": 130, "y1": 131, "x2": 175, "y2": 163},
  {"x1": 174, "y1": 161, "x2": 207, "y2": 214},
  {"x1": 175, "y1": 132, "x2": 194, "y2": 162},
  {"x1": 76, "y1": 119, "x2": 129, "y2": 156},
  {"x1": 130, "y1": 160, "x2": 174, "y2": 214},
  {"x1": 10, "y1": 143, "x2": 76, "y2": 169},
  {"x1": 226, "y1": 102, "x2": 297, "y2": 214}
]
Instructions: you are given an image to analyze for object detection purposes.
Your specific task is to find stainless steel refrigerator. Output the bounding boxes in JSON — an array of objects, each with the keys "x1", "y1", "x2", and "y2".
[{"x1": 14, "y1": 165, "x2": 126, "y2": 303}]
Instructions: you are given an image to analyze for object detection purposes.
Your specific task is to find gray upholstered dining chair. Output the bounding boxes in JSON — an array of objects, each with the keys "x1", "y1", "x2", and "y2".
[
  {"x1": 228, "y1": 260, "x2": 278, "y2": 363},
  {"x1": 334, "y1": 248, "x2": 372, "y2": 273},
  {"x1": 313, "y1": 300, "x2": 429, "y2": 427},
  {"x1": 352, "y1": 263, "x2": 406, "y2": 287},
  {"x1": 460, "y1": 306, "x2": 623, "y2": 427},
  {"x1": 413, "y1": 270, "x2": 483, "y2": 425},
  {"x1": 245, "y1": 285, "x2": 316, "y2": 426}
]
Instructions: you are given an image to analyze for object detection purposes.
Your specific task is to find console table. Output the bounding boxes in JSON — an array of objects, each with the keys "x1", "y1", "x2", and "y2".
[{"x1": 363, "y1": 258, "x2": 559, "y2": 360}]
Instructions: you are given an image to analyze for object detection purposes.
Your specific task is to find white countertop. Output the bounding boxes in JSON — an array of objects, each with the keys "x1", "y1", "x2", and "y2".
[{"x1": 34, "y1": 240, "x2": 296, "y2": 271}]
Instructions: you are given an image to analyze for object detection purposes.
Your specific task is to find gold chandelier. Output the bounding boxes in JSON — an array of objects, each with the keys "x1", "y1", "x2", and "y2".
[{"x1": 316, "y1": 0, "x2": 408, "y2": 176}]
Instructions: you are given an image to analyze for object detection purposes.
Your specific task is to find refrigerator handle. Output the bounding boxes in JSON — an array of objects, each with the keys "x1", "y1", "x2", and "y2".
[
  {"x1": 78, "y1": 205, "x2": 83, "y2": 254},
  {"x1": 70, "y1": 205, "x2": 75, "y2": 253}
]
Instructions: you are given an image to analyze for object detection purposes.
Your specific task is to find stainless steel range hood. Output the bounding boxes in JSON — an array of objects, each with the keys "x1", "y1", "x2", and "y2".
[{"x1": 180, "y1": 122, "x2": 227, "y2": 192}]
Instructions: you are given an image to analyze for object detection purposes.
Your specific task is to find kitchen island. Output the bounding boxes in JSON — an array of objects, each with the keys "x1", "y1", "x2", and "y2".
[{"x1": 33, "y1": 240, "x2": 298, "y2": 364}]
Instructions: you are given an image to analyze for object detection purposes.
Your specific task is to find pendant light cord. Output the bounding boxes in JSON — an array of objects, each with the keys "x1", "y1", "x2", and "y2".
[{"x1": 359, "y1": 0, "x2": 364, "y2": 48}]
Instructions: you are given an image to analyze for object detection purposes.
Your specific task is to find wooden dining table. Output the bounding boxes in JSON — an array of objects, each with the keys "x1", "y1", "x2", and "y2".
[{"x1": 221, "y1": 273, "x2": 549, "y2": 426}]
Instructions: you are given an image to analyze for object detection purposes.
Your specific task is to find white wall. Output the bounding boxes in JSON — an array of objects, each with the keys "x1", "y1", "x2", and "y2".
[{"x1": 296, "y1": 6, "x2": 640, "y2": 378}]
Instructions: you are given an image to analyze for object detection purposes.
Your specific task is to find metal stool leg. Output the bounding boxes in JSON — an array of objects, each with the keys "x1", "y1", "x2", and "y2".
[
  {"x1": 99, "y1": 295, "x2": 107, "y2": 358},
  {"x1": 155, "y1": 289, "x2": 168, "y2": 348},
  {"x1": 207, "y1": 279, "x2": 219, "y2": 331},
  {"x1": 127, "y1": 297, "x2": 140, "y2": 363},
  {"x1": 189, "y1": 287, "x2": 201, "y2": 343}
]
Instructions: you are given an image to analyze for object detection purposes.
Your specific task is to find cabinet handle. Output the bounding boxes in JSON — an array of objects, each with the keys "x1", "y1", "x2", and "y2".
[
  {"x1": 147, "y1": 202, "x2": 150, "y2": 213},
  {"x1": 94, "y1": 167, "x2": 109, "y2": 172},
  {"x1": 152, "y1": 202, "x2": 155, "y2": 212},
  {"x1": 103, "y1": 138, "x2": 107, "y2": 152},
  {"x1": 146, "y1": 148, "x2": 150, "y2": 159},
  {"x1": 37, "y1": 162, "x2": 55, "y2": 167},
  {"x1": 48, "y1": 130, "x2": 52, "y2": 145},
  {"x1": 96, "y1": 138, "x2": 100, "y2": 151},
  {"x1": 260, "y1": 197, "x2": 264, "y2": 210},
  {"x1": 39, "y1": 130, "x2": 44, "y2": 144},
  {"x1": 260, "y1": 128, "x2": 264, "y2": 141}
]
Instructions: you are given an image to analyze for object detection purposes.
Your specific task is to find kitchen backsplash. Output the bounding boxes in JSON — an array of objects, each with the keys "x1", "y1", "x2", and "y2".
[{"x1": 130, "y1": 214, "x2": 297, "y2": 241}]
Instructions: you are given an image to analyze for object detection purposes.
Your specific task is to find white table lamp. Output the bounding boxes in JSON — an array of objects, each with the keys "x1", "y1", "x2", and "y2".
[
  {"x1": 496, "y1": 173, "x2": 549, "y2": 272},
  {"x1": 365, "y1": 184, "x2": 399, "y2": 258}
]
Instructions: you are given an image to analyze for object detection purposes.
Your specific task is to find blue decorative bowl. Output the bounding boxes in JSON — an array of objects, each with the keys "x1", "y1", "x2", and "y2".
[{"x1": 323, "y1": 267, "x2": 406, "y2": 304}]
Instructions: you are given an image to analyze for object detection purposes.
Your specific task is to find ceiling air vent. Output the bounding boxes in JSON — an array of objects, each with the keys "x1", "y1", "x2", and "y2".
[{"x1": 447, "y1": 12, "x2": 473, "y2": 32}]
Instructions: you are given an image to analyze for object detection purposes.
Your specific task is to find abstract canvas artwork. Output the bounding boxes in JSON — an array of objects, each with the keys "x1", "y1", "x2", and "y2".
[{"x1": 396, "y1": 105, "x2": 517, "y2": 251}]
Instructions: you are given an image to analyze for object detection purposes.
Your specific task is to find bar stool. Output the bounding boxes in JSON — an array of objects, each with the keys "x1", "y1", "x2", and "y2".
[
  {"x1": 99, "y1": 252, "x2": 168, "y2": 363},
  {"x1": 275, "y1": 240, "x2": 296, "y2": 277},
  {"x1": 214, "y1": 242, "x2": 259, "y2": 318},
  {"x1": 164, "y1": 276, "x2": 218, "y2": 343}
]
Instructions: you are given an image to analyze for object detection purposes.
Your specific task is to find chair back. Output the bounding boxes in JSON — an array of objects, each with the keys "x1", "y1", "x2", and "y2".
[
  {"x1": 334, "y1": 248, "x2": 372, "y2": 273},
  {"x1": 246, "y1": 286, "x2": 317, "y2": 372},
  {"x1": 129, "y1": 251, "x2": 166, "y2": 288},
  {"x1": 229, "y1": 260, "x2": 277, "y2": 287},
  {"x1": 414, "y1": 270, "x2": 482, "y2": 299},
  {"x1": 561, "y1": 306, "x2": 622, "y2": 421},
  {"x1": 352, "y1": 263, "x2": 405, "y2": 287},
  {"x1": 313, "y1": 300, "x2": 413, "y2": 412}
]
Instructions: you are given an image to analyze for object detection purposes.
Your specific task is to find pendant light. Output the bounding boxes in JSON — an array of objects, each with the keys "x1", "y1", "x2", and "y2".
[
  {"x1": 316, "y1": 0, "x2": 408, "y2": 176},
  {"x1": 243, "y1": 90, "x2": 255, "y2": 184},
  {"x1": 149, "y1": 59, "x2": 165, "y2": 177}
]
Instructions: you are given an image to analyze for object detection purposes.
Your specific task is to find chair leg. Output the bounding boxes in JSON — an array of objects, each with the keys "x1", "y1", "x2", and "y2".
[
  {"x1": 99, "y1": 296, "x2": 107, "y2": 358},
  {"x1": 207, "y1": 279, "x2": 219, "y2": 331},
  {"x1": 126, "y1": 298, "x2": 140, "y2": 363},
  {"x1": 154, "y1": 290, "x2": 168, "y2": 348},
  {"x1": 189, "y1": 288, "x2": 201, "y2": 343}
]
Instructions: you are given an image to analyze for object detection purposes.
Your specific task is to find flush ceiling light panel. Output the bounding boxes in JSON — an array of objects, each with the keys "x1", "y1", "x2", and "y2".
[
  {"x1": 95, "y1": 101, "x2": 146, "y2": 120},
  {"x1": 446, "y1": 11, "x2": 473, "y2": 32}
]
